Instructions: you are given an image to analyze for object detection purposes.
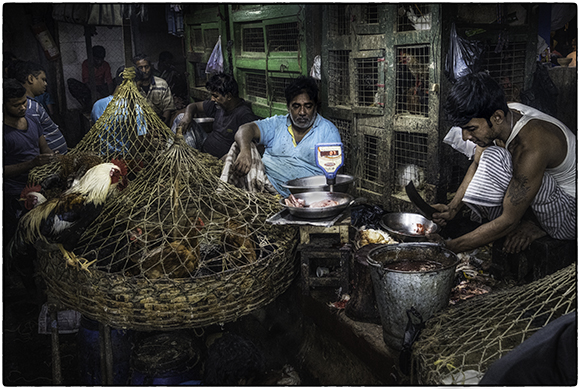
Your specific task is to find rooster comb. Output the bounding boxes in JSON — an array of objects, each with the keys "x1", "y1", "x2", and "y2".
[
  {"x1": 110, "y1": 159, "x2": 128, "y2": 177},
  {"x1": 20, "y1": 184, "x2": 42, "y2": 199}
]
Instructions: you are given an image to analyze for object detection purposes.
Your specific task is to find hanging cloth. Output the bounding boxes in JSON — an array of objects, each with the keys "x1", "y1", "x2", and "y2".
[{"x1": 166, "y1": 4, "x2": 184, "y2": 37}]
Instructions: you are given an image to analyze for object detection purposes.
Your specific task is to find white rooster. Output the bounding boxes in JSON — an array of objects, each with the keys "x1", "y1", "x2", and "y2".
[{"x1": 9, "y1": 161, "x2": 127, "y2": 271}]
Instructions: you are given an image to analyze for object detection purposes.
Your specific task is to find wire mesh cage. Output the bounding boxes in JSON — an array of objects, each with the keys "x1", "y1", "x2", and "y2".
[
  {"x1": 245, "y1": 71, "x2": 268, "y2": 99},
  {"x1": 204, "y1": 28, "x2": 220, "y2": 49},
  {"x1": 329, "y1": 117, "x2": 354, "y2": 175},
  {"x1": 190, "y1": 28, "x2": 203, "y2": 50},
  {"x1": 397, "y1": 4, "x2": 431, "y2": 32},
  {"x1": 361, "y1": 4, "x2": 379, "y2": 25},
  {"x1": 412, "y1": 263, "x2": 576, "y2": 384},
  {"x1": 270, "y1": 76, "x2": 294, "y2": 103},
  {"x1": 363, "y1": 134, "x2": 380, "y2": 183},
  {"x1": 242, "y1": 26, "x2": 265, "y2": 53},
  {"x1": 34, "y1": 73, "x2": 299, "y2": 329},
  {"x1": 355, "y1": 57, "x2": 381, "y2": 108},
  {"x1": 393, "y1": 131, "x2": 428, "y2": 190},
  {"x1": 266, "y1": 22, "x2": 300, "y2": 52},
  {"x1": 483, "y1": 37, "x2": 527, "y2": 102},
  {"x1": 396, "y1": 44, "x2": 430, "y2": 116},
  {"x1": 328, "y1": 4, "x2": 351, "y2": 36},
  {"x1": 328, "y1": 50, "x2": 351, "y2": 107}
]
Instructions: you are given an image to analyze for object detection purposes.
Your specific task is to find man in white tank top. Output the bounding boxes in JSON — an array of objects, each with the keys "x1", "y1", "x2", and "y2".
[{"x1": 429, "y1": 72, "x2": 576, "y2": 254}]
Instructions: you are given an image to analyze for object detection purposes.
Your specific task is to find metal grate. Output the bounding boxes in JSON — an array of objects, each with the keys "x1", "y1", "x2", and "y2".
[
  {"x1": 194, "y1": 63, "x2": 208, "y2": 87},
  {"x1": 266, "y1": 22, "x2": 299, "y2": 52},
  {"x1": 397, "y1": 4, "x2": 431, "y2": 32},
  {"x1": 362, "y1": 4, "x2": 379, "y2": 24},
  {"x1": 363, "y1": 134, "x2": 380, "y2": 183},
  {"x1": 204, "y1": 28, "x2": 220, "y2": 49},
  {"x1": 242, "y1": 27, "x2": 265, "y2": 52},
  {"x1": 270, "y1": 76, "x2": 295, "y2": 103},
  {"x1": 393, "y1": 131, "x2": 428, "y2": 188},
  {"x1": 191, "y1": 28, "x2": 203, "y2": 49},
  {"x1": 329, "y1": 4, "x2": 350, "y2": 36},
  {"x1": 396, "y1": 45, "x2": 430, "y2": 116},
  {"x1": 355, "y1": 58, "x2": 380, "y2": 107},
  {"x1": 245, "y1": 72, "x2": 267, "y2": 98},
  {"x1": 328, "y1": 50, "x2": 350, "y2": 106},
  {"x1": 450, "y1": 165, "x2": 466, "y2": 192},
  {"x1": 483, "y1": 39, "x2": 527, "y2": 102},
  {"x1": 329, "y1": 118, "x2": 353, "y2": 172}
]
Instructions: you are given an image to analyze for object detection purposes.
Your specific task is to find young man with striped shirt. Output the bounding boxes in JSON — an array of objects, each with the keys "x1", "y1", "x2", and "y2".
[{"x1": 430, "y1": 72, "x2": 576, "y2": 254}]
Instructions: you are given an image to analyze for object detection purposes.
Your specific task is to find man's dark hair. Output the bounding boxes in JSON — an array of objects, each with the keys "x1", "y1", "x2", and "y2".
[
  {"x1": 132, "y1": 53, "x2": 150, "y2": 65},
  {"x1": 4, "y1": 78, "x2": 26, "y2": 100},
  {"x1": 285, "y1": 75, "x2": 319, "y2": 106},
  {"x1": 444, "y1": 72, "x2": 510, "y2": 127},
  {"x1": 203, "y1": 333, "x2": 265, "y2": 386},
  {"x1": 92, "y1": 45, "x2": 106, "y2": 59},
  {"x1": 7, "y1": 61, "x2": 45, "y2": 85},
  {"x1": 158, "y1": 51, "x2": 174, "y2": 63},
  {"x1": 206, "y1": 72, "x2": 239, "y2": 98}
]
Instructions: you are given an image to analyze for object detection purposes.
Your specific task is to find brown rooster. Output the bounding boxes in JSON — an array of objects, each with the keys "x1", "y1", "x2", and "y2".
[
  {"x1": 127, "y1": 217, "x2": 205, "y2": 279},
  {"x1": 221, "y1": 220, "x2": 257, "y2": 267}
]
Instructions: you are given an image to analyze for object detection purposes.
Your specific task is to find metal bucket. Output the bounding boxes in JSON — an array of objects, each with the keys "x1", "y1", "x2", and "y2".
[{"x1": 367, "y1": 243, "x2": 459, "y2": 350}]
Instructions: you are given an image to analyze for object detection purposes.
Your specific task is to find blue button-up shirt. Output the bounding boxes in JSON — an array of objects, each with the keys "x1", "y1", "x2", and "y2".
[{"x1": 256, "y1": 113, "x2": 341, "y2": 196}]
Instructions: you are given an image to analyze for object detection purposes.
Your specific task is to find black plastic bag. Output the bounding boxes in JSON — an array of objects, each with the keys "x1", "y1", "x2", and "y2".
[
  {"x1": 350, "y1": 204, "x2": 386, "y2": 230},
  {"x1": 399, "y1": 307, "x2": 425, "y2": 376},
  {"x1": 444, "y1": 23, "x2": 485, "y2": 84},
  {"x1": 520, "y1": 61, "x2": 559, "y2": 117}
]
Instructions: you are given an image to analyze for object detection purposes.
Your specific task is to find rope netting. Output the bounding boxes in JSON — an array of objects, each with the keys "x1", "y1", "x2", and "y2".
[
  {"x1": 411, "y1": 263, "x2": 576, "y2": 384},
  {"x1": 28, "y1": 67, "x2": 221, "y2": 192},
  {"x1": 35, "y1": 68, "x2": 299, "y2": 330}
]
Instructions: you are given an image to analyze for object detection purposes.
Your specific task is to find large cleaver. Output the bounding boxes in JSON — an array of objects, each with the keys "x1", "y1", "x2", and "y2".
[{"x1": 405, "y1": 181, "x2": 438, "y2": 220}]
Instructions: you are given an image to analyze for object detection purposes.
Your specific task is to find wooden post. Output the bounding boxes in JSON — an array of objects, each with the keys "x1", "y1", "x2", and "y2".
[
  {"x1": 49, "y1": 303, "x2": 62, "y2": 385},
  {"x1": 98, "y1": 322, "x2": 114, "y2": 384},
  {"x1": 84, "y1": 25, "x2": 97, "y2": 106}
]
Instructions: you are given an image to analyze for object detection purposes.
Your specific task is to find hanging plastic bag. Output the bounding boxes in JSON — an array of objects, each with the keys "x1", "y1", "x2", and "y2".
[
  {"x1": 444, "y1": 23, "x2": 484, "y2": 83},
  {"x1": 205, "y1": 36, "x2": 223, "y2": 75},
  {"x1": 399, "y1": 307, "x2": 425, "y2": 376},
  {"x1": 443, "y1": 126, "x2": 477, "y2": 159},
  {"x1": 310, "y1": 55, "x2": 321, "y2": 80}
]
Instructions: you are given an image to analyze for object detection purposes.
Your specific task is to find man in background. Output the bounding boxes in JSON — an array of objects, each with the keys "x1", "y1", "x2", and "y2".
[
  {"x1": 7, "y1": 60, "x2": 68, "y2": 155},
  {"x1": 82, "y1": 45, "x2": 113, "y2": 100},
  {"x1": 174, "y1": 72, "x2": 258, "y2": 159},
  {"x1": 133, "y1": 53, "x2": 175, "y2": 127}
]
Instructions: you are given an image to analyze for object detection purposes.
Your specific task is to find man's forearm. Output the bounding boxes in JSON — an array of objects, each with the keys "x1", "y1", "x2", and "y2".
[
  {"x1": 446, "y1": 215, "x2": 518, "y2": 253},
  {"x1": 4, "y1": 160, "x2": 37, "y2": 178},
  {"x1": 235, "y1": 123, "x2": 260, "y2": 151}
]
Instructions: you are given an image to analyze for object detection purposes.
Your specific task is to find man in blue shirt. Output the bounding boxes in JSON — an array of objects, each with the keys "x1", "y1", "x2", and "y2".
[
  {"x1": 7, "y1": 60, "x2": 68, "y2": 155},
  {"x1": 3, "y1": 79, "x2": 57, "y2": 290},
  {"x1": 233, "y1": 76, "x2": 341, "y2": 197}
]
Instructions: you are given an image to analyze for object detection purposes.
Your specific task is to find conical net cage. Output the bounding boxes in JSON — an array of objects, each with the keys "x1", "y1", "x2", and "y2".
[
  {"x1": 38, "y1": 134, "x2": 298, "y2": 331},
  {"x1": 28, "y1": 67, "x2": 187, "y2": 194},
  {"x1": 411, "y1": 263, "x2": 576, "y2": 384}
]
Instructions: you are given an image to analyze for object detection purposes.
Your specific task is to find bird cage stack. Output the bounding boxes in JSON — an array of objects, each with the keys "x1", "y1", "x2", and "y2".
[
  {"x1": 411, "y1": 263, "x2": 576, "y2": 384},
  {"x1": 37, "y1": 131, "x2": 298, "y2": 331},
  {"x1": 28, "y1": 67, "x2": 223, "y2": 196}
]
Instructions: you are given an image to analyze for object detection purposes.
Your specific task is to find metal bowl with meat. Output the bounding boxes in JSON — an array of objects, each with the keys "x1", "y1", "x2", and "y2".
[
  {"x1": 282, "y1": 174, "x2": 355, "y2": 194},
  {"x1": 280, "y1": 192, "x2": 355, "y2": 219},
  {"x1": 379, "y1": 212, "x2": 439, "y2": 242}
]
